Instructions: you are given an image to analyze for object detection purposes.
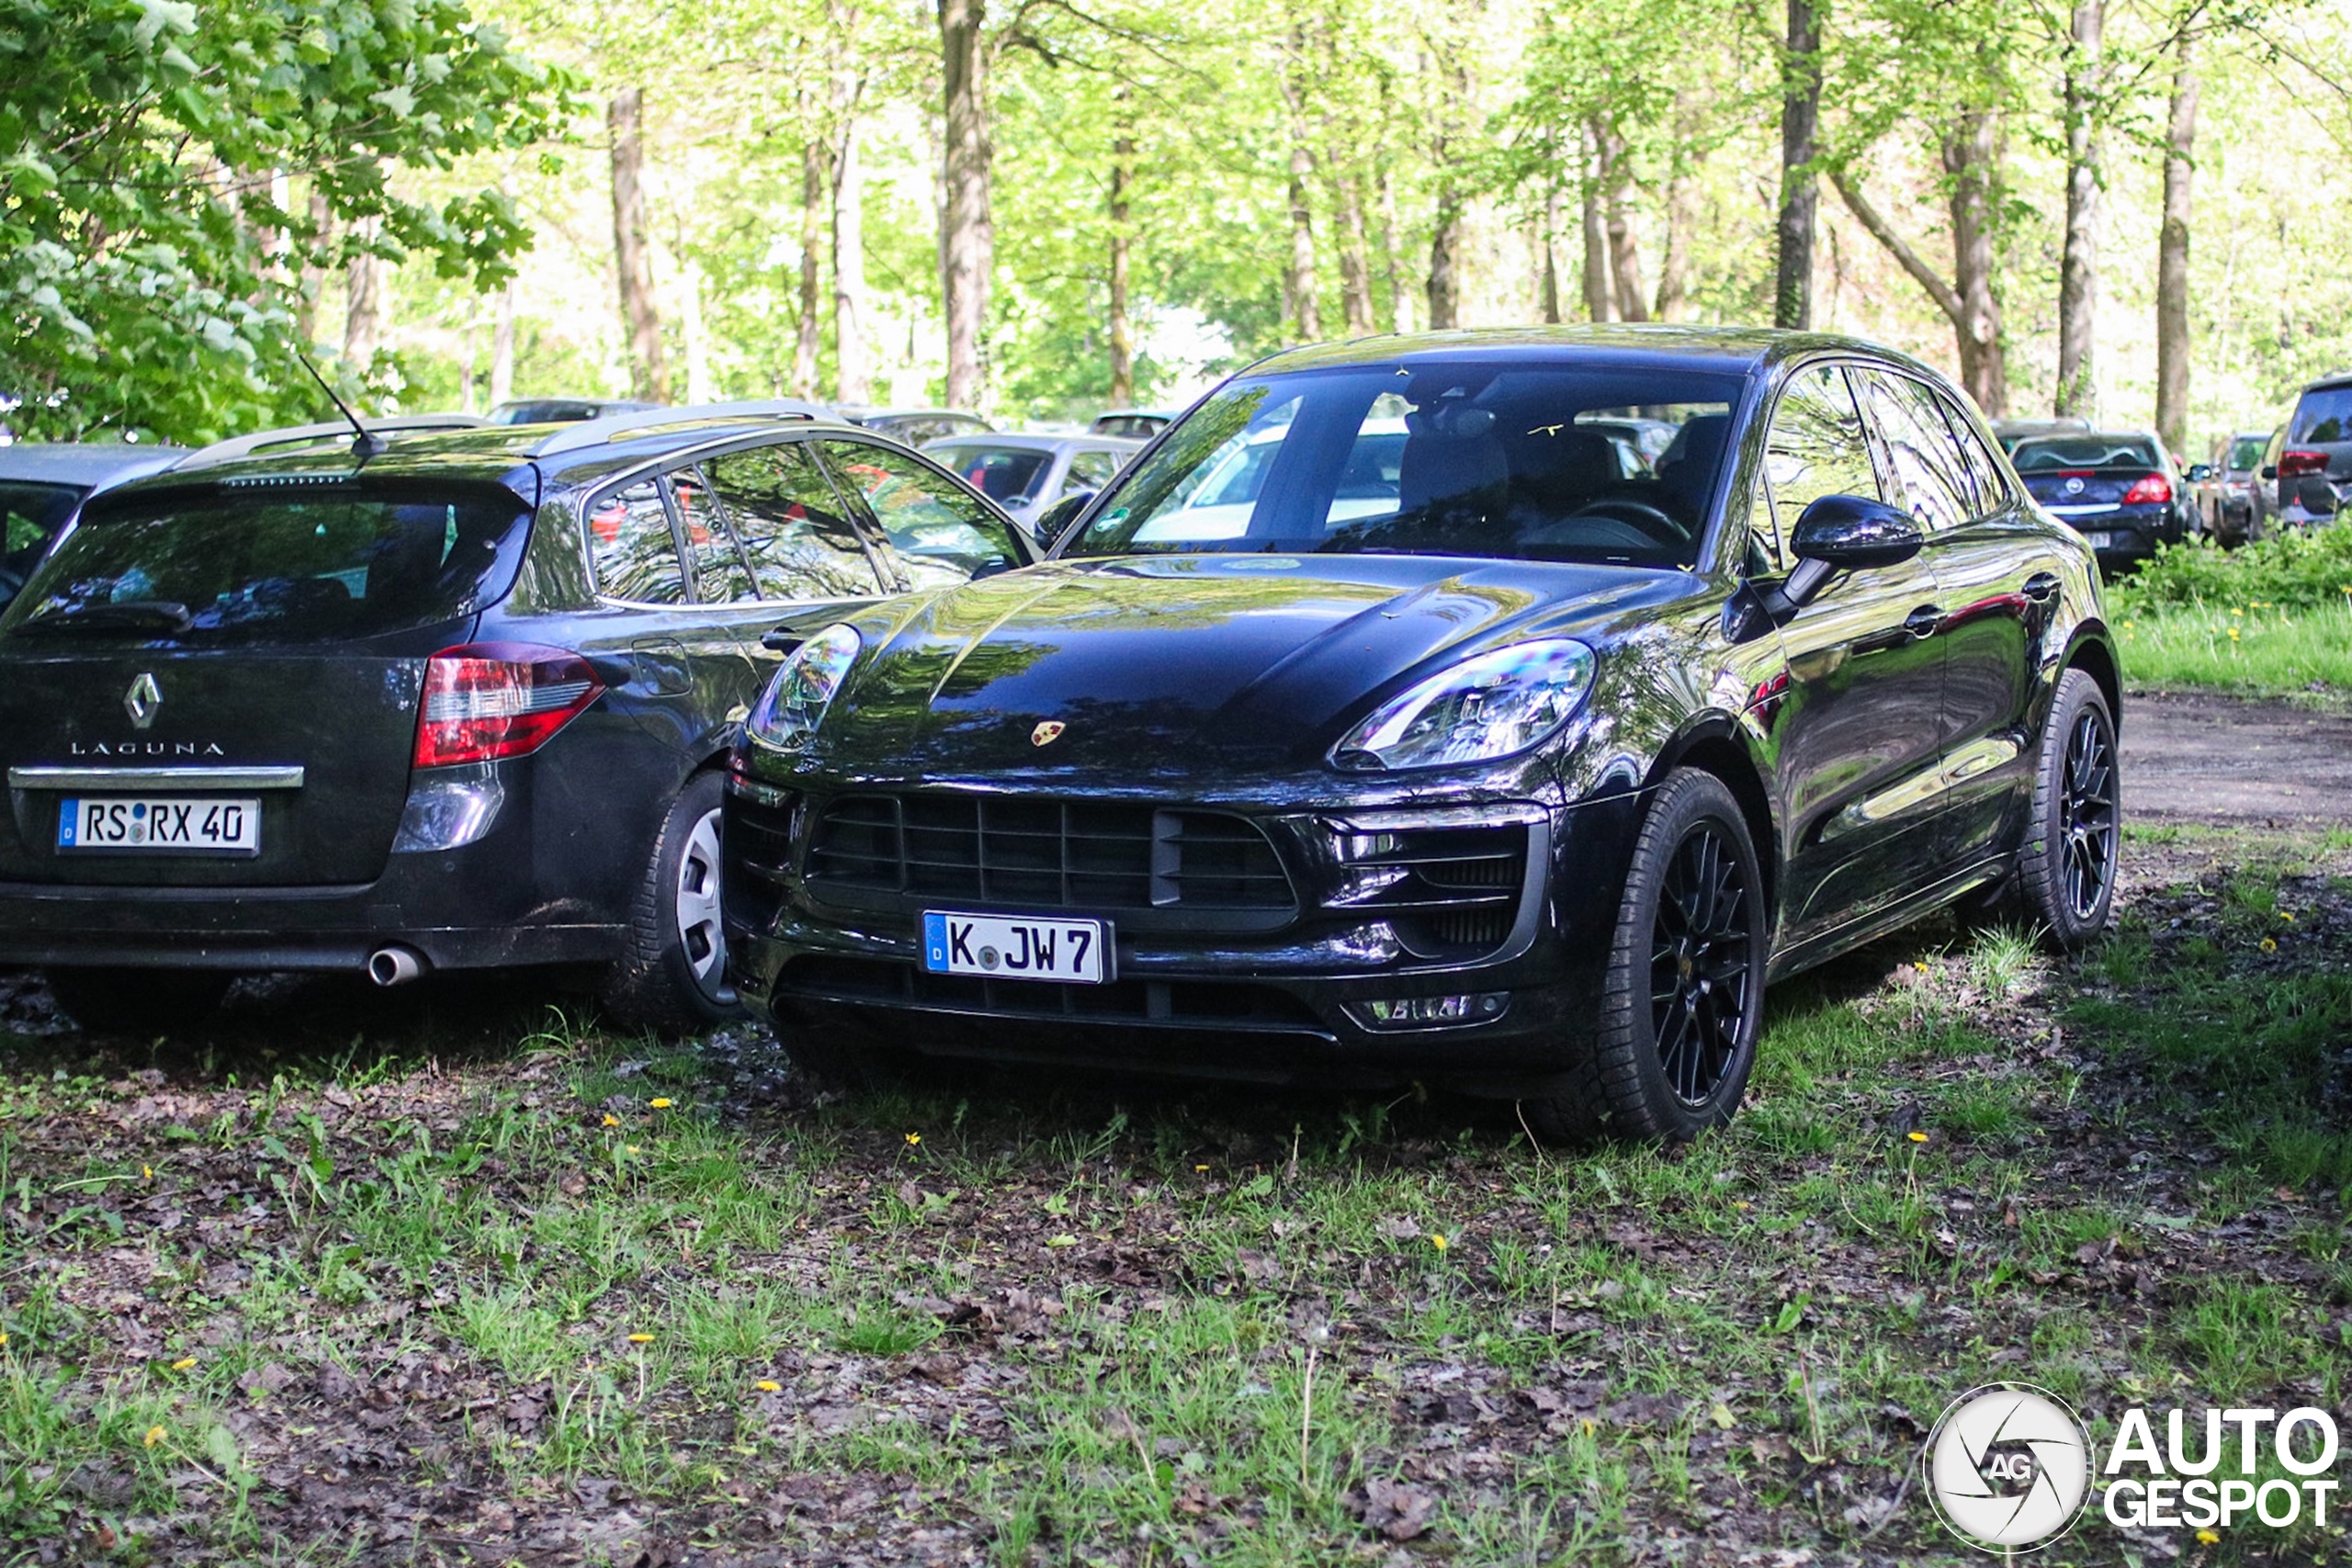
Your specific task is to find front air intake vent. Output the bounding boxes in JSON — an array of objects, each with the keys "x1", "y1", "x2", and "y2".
[{"x1": 1329, "y1": 823, "x2": 1531, "y2": 959}]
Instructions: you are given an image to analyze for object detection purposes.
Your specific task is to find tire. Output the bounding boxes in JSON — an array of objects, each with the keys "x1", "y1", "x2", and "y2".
[
  {"x1": 2008, "y1": 668, "x2": 2120, "y2": 951},
  {"x1": 1522, "y1": 770, "x2": 1767, "y2": 1144},
  {"x1": 600, "y1": 772, "x2": 742, "y2": 1033},
  {"x1": 46, "y1": 967, "x2": 231, "y2": 1036}
]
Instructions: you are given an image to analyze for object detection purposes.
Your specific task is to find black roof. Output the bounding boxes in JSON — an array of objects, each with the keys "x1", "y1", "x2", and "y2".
[{"x1": 1250, "y1": 324, "x2": 1929, "y2": 380}]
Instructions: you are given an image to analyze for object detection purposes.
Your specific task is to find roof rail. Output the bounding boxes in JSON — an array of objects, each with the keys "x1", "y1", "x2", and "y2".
[
  {"x1": 527, "y1": 399, "x2": 834, "y2": 457},
  {"x1": 176, "y1": 413, "x2": 490, "y2": 468}
]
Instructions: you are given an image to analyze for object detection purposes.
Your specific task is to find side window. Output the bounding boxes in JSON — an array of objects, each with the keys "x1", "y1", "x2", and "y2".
[
  {"x1": 1856, "y1": 370, "x2": 1973, "y2": 532},
  {"x1": 705, "y1": 444, "x2": 884, "y2": 602},
  {"x1": 1762, "y1": 363, "x2": 1882, "y2": 545},
  {"x1": 820, "y1": 441, "x2": 1025, "y2": 591},
  {"x1": 1067, "y1": 448, "x2": 1121, "y2": 493},
  {"x1": 1930, "y1": 391, "x2": 2011, "y2": 515},
  {"x1": 1746, "y1": 469, "x2": 1785, "y2": 573},
  {"x1": 670, "y1": 466, "x2": 757, "y2": 604},
  {"x1": 586, "y1": 479, "x2": 687, "y2": 604}
]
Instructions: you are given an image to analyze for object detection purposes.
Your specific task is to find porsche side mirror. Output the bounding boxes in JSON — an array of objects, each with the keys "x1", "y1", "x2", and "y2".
[
  {"x1": 1034, "y1": 490, "x2": 1098, "y2": 552},
  {"x1": 1775, "y1": 494, "x2": 1923, "y2": 610}
]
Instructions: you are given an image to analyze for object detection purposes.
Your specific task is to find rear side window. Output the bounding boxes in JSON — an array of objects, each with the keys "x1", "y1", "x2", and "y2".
[
  {"x1": 821, "y1": 440, "x2": 1025, "y2": 591},
  {"x1": 2290, "y1": 387, "x2": 2352, "y2": 444},
  {"x1": 1763, "y1": 364, "x2": 1881, "y2": 544},
  {"x1": 705, "y1": 445, "x2": 883, "y2": 601},
  {"x1": 670, "y1": 466, "x2": 757, "y2": 604},
  {"x1": 587, "y1": 479, "x2": 686, "y2": 604},
  {"x1": 7, "y1": 483, "x2": 530, "y2": 645},
  {"x1": 1068, "y1": 448, "x2": 1122, "y2": 491}
]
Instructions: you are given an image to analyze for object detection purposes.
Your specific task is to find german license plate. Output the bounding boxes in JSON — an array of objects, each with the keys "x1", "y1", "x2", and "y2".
[
  {"x1": 922, "y1": 911, "x2": 1110, "y2": 984},
  {"x1": 57, "y1": 797, "x2": 261, "y2": 854},
  {"x1": 2085, "y1": 530, "x2": 2117, "y2": 549}
]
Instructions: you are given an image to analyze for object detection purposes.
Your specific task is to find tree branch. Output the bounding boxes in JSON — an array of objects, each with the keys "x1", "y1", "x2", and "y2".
[{"x1": 1828, "y1": 165, "x2": 1964, "y2": 329}]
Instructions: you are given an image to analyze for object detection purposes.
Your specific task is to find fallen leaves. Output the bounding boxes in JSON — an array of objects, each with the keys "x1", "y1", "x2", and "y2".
[{"x1": 1352, "y1": 1476, "x2": 1437, "y2": 1541}]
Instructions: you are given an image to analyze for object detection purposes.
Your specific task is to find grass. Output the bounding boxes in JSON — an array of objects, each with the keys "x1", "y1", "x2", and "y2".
[
  {"x1": 0, "y1": 830, "x2": 2347, "y2": 1562},
  {"x1": 2113, "y1": 594, "x2": 2352, "y2": 700}
]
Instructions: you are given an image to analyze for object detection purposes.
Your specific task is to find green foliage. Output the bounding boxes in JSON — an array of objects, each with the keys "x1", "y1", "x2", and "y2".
[
  {"x1": 0, "y1": 0, "x2": 575, "y2": 442},
  {"x1": 2114, "y1": 524, "x2": 2352, "y2": 612}
]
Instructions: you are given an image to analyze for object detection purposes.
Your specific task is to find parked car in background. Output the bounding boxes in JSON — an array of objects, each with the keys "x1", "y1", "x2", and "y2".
[
  {"x1": 2008, "y1": 429, "x2": 2192, "y2": 569},
  {"x1": 488, "y1": 398, "x2": 657, "y2": 425},
  {"x1": 922, "y1": 433, "x2": 1145, "y2": 532},
  {"x1": 724, "y1": 326, "x2": 2120, "y2": 1144},
  {"x1": 2264, "y1": 373, "x2": 2352, "y2": 525},
  {"x1": 2189, "y1": 430, "x2": 2271, "y2": 545},
  {"x1": 837, "y1": 407, "x2": 993, "y2": 445},
  {"x1": 0, "y1": 443, "x2": 185, "y2": 606},
  {"x1": 1991, "y1": 417, "x2": 2091, "y2": 456},
  {"x1": 0, "y1": 400, "x2": 1030, "y2": 1035},
  {"x1": 1090, "y1": 409, "x2": 1181, "y2": 439}
]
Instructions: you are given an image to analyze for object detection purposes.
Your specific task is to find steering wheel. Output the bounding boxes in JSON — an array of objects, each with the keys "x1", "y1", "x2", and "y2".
[{"x1": 1562, "y1": 497, "x2": 1686, "y2": 547}]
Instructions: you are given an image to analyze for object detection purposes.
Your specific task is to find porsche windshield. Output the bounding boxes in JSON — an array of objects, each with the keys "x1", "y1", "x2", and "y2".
[{"x1": 1065, "y1": 364, "x2": 1744, "y2": 567}]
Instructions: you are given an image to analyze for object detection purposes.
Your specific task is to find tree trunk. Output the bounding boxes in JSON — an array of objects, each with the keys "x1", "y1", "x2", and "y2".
[
  {"x1": 795, "y1": 134, "x2": 826, "y2": 399},
  {"x1": 1595, "y1": 120, "x2": 1648, "y2": 323},
  {"x1": 939, "y1": 0, "x2": 992, "y2": 410},
  {"x1": 1654, "y1": 107, "x2": 1697, "y2": 322},
  {"x1": 832, "y1": 114, "x2": 869, "y2": 404},
  {"x1": 683, "y1": 258, "x2": 712, "y2": 403},
  {"x1": 342, "y1": 219, "x2": 381, "y2": 369},
  {"x1": 1280, "y1": 30, "x2": 1321, "y2": 342},
  {"x1": 2155, "y1": 40, "x2": 2198, "y2": 456},
  {"x1": 2055, "y1": 0, "x2": 2103, "y2": 417},
  {"x1": 490, "y1": 279, "x2": 515, "y2": 407},
  {"x1": 295, "y1": 186, "x2": 331, "y2": 345},
  {"x1": 1108, "y1": 116, "x2": 1135, "y2": 405},
  {"x1": 1542, "y1": 178, "x2": 1565, "y2": 324},
  {"x1": 1377, "y1": 167, "x2": 1406, "y2": 333},
  {"x1": 1335, "y1": 173, "x2": 1375, "y2": 336},
  {"x1": 1773, "y1": 0, "x2": 1821, "y2": 330},
  {"x1": 1581, "y1": 123, "x2": 1615, "y2": 322},
  {"x1": 607, "y1": 88, "x2": 670, "y2": 402},
  {"x1": 1942, "y1": 111, "x2": 2007, "y2": 415}
]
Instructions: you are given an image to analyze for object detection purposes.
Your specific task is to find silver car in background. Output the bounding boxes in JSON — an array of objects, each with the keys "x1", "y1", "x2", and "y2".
[
  {"x1": 0, "y1": 442, "x2": 187, "y2": 605},
  {"x1": 922, "y1": 432, "x2": 1145, "y2": 532}
]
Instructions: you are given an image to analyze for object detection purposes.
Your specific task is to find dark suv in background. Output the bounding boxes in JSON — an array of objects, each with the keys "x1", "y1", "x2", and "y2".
[
  {"x1": 2264, "y1": 375, "x2": 2352, "y2": 526},
  {"x1": 0, "y1": 400, "x2": 1030, "y2": 1033}
]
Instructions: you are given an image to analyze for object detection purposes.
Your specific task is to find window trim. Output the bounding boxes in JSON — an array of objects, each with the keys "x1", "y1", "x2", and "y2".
[
  {"x1": 811, "y1": 435, "x2": 1035, "y2": 589},
  {"x1": 579, "y1": 474, "x2": 692, "y2": 609}
]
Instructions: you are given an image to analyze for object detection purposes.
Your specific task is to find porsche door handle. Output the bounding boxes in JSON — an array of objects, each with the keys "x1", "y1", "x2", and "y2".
[
  {"x1": 1905, "y1": 605, "x2": 1946, "y2": 640},
  {"x1": 2022, "y1": 572, "x2": 2062, "y2": 606}
]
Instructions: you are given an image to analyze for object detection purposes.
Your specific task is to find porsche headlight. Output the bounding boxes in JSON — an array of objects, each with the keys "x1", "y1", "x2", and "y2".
[
  {"x1": 746, "y1": 623, "x2": 861, "y2": 750},
  {"x1": 1330, "y1": 639, "x2": 1596, "y2": 772}
]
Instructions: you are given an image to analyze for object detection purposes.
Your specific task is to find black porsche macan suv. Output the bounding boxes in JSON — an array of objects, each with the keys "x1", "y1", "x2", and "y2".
[
  {"x1": 722, "y1": 328, "x2": 2122, "y2": 1140},
  {"x1": 0, "y1": 401, "x2": 1032, "y2": 1032}
]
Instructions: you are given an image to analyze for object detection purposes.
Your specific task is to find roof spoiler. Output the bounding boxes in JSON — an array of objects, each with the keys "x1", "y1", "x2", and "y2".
[
  {"x1": 527, "y1": 400, "x2": 833, "y2": 456},
  {"x1": 177, "y1": 413, "x2": 491, "y2": 468}
]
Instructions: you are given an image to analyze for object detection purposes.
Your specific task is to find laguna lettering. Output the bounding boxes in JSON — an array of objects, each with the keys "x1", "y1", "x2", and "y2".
[{"x1": 68, "y1": 740, "x2": 226, "y2": 757}]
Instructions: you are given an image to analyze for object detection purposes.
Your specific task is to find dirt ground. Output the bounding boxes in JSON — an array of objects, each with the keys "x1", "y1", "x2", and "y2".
[{"x1": 2122, "y1": 689, "x2": 2352, "y2": 827}]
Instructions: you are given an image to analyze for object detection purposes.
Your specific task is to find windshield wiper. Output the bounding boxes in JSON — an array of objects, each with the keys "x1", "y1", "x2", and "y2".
[{"x1": 13, "y1": 600, "x2": 195, "y2": 637}]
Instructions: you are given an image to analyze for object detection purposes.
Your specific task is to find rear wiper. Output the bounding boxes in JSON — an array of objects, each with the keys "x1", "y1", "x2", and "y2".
[{"x1": 14, "y1": 601, "x2": 194, "y2": 636}]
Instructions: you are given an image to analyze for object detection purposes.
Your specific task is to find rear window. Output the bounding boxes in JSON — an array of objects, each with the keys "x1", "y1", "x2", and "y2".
[
  {"x1": 3, "y1": 482, "x2": 532, "y2": 646},
  {"x1": 2290, "y1": 387, "x2": 2352, "y2": 445},
  {"x1": 2009, "y1": 436, "x2": 2160, "y2": 471},
  {"x1": 933, "y1": 445, "x2": 1052, "y2": 503},
  {"x1": 2228, "y1": 435, "x2": 2267, "y2": 470}
]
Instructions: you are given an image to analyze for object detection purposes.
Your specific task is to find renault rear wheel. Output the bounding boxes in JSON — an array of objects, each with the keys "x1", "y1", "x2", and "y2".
[{"x1": 602, "y1": 772, "x2": 742, "y2": 1032}]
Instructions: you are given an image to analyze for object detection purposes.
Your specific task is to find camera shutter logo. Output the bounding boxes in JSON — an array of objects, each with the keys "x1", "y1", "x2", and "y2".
[{"x1": 1924, "y1": 1383, "x2": 2091, "y2": 1551}]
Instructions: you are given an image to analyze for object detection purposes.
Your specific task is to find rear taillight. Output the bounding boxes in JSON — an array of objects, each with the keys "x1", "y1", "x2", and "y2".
[
  {"x1": 414, "y1": 642, "x2": 604, "y2": 769},
  {"x1": 2279, "y1": 449, "x2": 2330, "y2": 479},
  {"x1": 2120, "y1": 473, "x2": 2174, "y2": 505}
]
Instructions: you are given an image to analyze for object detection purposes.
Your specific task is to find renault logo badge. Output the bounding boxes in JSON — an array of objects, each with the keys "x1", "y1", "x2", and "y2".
[
  {"x1": 124, "y1": 672, "x2": 163, "y2": 730},
  {"x1": 1031, "y1": 721, "x2": 1066, "y2": 747}
]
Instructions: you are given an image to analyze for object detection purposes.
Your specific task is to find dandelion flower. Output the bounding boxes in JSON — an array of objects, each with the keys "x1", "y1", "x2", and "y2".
[
  {"x1": 602, "y1": 1113, "x2": 620, "y2": 1127},
  {"x1": 2278, "y1": 910, "x2": 2295, "y2": 922},
  {"x1": 1193, "y1": 1164, "x2": 1209, "y2": 1172},
  {"x1": 628, "y1": 1333, "x2": 655, "y2": 1344},
  {"x1": 755, "y1": 1379, "x2": 781, "y2": 1393},
  {"x1": 143, "y1": 1426, "x2": 166, "y2": 1448},
  {"x1": 904, "y1": 1133, "x2": 922, "y2": 1146},
  {"x1": 1906, "y1": 1131, "x2": 1929, "y2": 1145},
  {"x1": 2261, "y1": 938, "x2": 2278, "y2": 953},
  {"x1": 170, "y1": 1357, "x2": 197, "y2": 1371},
  {"x1": 0, "y1": 1333, "x2": 10, "y2": 1346},
  {"x1": 649, "y1": 1098, "x2": 673, "y2": 1109},
  {"x1": 2197, "y1": 1529, "x2": 2221, "y2": 1545},
  {"x1": 142, "y1": 1165, "x2": 153, "y2": 1179},
  {"x1": 1430, "y1": 1234, "x2": 1449, "y2": 1253},
  {"x1": 626, "y1": 1145, "x2": 641, "y2": 1155}
]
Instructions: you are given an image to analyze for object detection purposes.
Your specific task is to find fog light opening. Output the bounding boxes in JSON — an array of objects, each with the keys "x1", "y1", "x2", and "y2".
[{"x1": 1351, "y1": 992, "x2": 1510, "y2": 1031}]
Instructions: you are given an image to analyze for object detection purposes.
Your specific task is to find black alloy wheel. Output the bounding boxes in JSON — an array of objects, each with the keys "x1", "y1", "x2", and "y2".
[
  {"x1": 2057, "y1": 706, "x2": 2118, "y2": 926},
  {"x1": 1651, "y1": 823, "x2": 1756, "y2": 1107}
]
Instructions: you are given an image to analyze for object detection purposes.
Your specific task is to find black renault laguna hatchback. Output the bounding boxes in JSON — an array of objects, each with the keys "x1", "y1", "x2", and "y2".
[
  {"x1": 723, "y1": 327, "x2": 2121, "y2": 1140},
  {"x1": 0, "y1": 402, "x2": 1032, "y2": 1033}
]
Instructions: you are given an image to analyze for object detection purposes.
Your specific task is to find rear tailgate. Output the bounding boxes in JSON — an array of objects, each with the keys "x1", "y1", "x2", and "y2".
[{"x1": 0, "y1": 474, "x2": 535, "y2": 887}]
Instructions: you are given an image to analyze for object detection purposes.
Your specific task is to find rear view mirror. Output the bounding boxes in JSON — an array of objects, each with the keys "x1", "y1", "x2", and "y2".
[
  {"x1": 1034, "y1": 491, "x2": 1097, "y2": 552},
  {"x1": 1777, "y1": 494, "x2": 1923, "y2": 610},
  {"x1": 2186, "y1": 463, "x2": 2214, "y2": 482},
  {"x1": 2261, "y1": 464, "x2": 2278, "y2": 480}
]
